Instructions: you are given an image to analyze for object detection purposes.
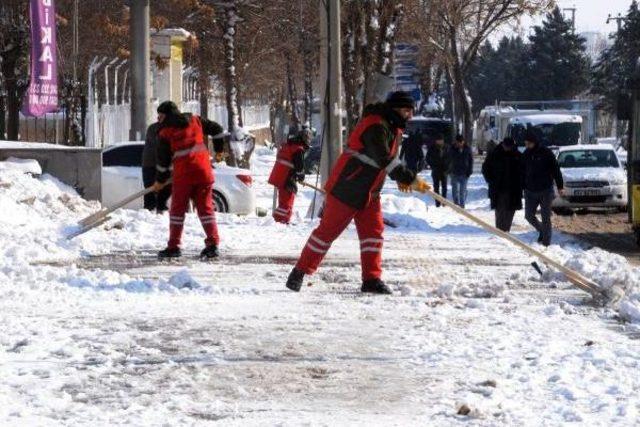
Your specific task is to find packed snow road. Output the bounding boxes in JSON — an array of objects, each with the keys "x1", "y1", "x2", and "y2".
[{"x1": 2, "y1": 150, "x2": 640, "y2": 425}]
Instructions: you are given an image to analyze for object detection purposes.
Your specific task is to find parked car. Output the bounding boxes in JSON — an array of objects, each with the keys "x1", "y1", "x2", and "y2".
[
  {"x1": 102, "y1": 142, "x2": 255, "y2": 214},
  {"x1": 552, "y1": 144, "x2": 627, "y2": 212}
]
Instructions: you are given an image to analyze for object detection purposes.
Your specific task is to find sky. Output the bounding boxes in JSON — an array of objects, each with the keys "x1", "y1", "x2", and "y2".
[{"x1": 519, "y1": 0, "x2": 634, "y2": 35}]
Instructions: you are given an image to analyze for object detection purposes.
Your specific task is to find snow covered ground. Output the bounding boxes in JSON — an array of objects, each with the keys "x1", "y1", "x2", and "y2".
[{"x1": 2, "y1": 150, "x2": 640, "y2": 425}]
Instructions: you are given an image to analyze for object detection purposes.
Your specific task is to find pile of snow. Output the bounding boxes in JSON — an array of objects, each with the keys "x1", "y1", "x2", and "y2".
[
  {"x1": 0, "y1": 159, "x2": 209, "y2": 299},
  {"x1": 0, "y1": 157, "x2": 42, "y2": 175},
  {"x1": 560, "y1": 248, "x2": 640, "y2": 322}
]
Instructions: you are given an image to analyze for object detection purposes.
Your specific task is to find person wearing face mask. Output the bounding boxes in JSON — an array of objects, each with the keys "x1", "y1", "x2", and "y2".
[{"x1": 285, "y1": 91, "x2": 431, "y2": 295}]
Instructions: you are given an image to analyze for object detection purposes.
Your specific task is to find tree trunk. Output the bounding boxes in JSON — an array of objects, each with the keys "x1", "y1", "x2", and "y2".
[
  {"x1": 449, "y1": 32, "x2": 474, "y2": 142},
  {"x1": 199, "y1": 74, "x2": 209, "y2": 119},
  {"x1": 4, "y1": 75, "x2": 22, "y2": 141},
  {"x1": 221, "y1": 5, "x2": 240, "y2": 134},
  {"x1": 0, "y1": 89, "x2": 5, "y2": 139},
  {"x1": 285, "y1": 53, "x2": 300, "y2": 125}
]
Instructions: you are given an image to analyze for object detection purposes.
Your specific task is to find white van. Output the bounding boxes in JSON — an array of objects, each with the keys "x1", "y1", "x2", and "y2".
[{"x1": 507, "y1": 114, "x2": 583, "y2": 150}]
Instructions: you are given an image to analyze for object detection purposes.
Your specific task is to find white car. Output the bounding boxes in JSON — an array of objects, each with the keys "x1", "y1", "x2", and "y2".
[
  {"x1": 102, "y1": 142, "x2": 255, "y2": 214},
  {"x1": 552, "y1": 144, "x2": 627, "y2": 211}
]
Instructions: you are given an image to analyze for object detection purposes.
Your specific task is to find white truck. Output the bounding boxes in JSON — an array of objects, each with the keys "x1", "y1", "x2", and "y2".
[{"x1": 474, "y1": 100, "x2": 597, "y2": 153}]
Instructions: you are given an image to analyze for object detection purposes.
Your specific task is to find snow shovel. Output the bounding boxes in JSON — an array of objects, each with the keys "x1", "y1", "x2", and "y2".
[
  {"x1": 299, "y1": 181, "x2": 398, "y2": 228},
  {"x1": 422, "y1": 187, "x2": 622, "y2": 303},
  {"x1": 69, "y1": 180, "x2": 172, "y2": 240}
]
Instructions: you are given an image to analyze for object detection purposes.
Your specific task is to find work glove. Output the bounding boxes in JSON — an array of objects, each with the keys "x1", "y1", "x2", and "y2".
[
  {"x1": 397, "y1": 182, "x2": 412, "y2": 193},
  {"x1": 214, "y1": 152, "x2": 225, "y2": 163},
  {"x1": 150, "y1": 181, "x2": 165, "y2": 193},
  {"x1": 296, "y1": 172, "x2": 305, "y2": 183},
  {"x1": 412, "y1": 177, "x2": 432, "y2": 194}
]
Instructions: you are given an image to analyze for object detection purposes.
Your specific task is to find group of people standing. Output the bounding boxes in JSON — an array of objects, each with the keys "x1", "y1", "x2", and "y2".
[
  {"x1": 482, "y1": 132, "x2": 564, "y2": 246},
  {"x1": 423, "y1": 134, "x2": 474, "y2": 208}
]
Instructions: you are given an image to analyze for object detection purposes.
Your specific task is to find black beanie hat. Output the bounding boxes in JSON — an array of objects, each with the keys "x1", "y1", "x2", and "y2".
[
  {"x1": 157, "y1": 100, "x2": 180, "y2": 116},
  {"x1": 455, "y1": 133, "x2": 464, "y2": 143},
  {"x1": 386, "y1": 91, "x2": 415, "y2": 110},
  {"x1": 524, "y1": 130, "x2": 538, "y2": 144}
]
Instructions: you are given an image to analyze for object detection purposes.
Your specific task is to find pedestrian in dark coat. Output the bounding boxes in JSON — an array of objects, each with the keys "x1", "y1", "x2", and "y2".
[
  {"x1": 401, "y1": 130, "x2": 426, "y2": 173},
  {"x1": 142, "y1": 121, "x2": 171, "y2": 213},
  {"x1": 521, "y1": 131, "x2": 564, "y2": 246},
  {"x1": 482, "y1": 137, "x2": 522, "y2": 232},
  {"x1": 426, "y1": 134, "x2": 450, "y2": 207},
  {"x1": 449, "y1": 134, "x2": 473, "y2": 208}
]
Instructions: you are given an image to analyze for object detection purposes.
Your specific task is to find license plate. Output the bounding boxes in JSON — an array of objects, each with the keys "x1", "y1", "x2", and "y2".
[{"x1": 574, "y1": 190, "x2": 600, "y2": 196}]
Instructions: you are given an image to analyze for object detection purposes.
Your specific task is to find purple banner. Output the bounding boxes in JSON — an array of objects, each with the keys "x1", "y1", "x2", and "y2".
[{"x1": 22, "y1": 0, "x2": 58, "y2": 117}]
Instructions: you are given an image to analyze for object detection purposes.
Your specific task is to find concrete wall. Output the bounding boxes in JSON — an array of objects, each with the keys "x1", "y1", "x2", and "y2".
[{"x1": 0, "y1": 143, "x2": 102, "y2": 201}]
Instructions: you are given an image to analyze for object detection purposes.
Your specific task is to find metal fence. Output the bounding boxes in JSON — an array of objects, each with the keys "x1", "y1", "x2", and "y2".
[
  {"x1": 0, "y1": 95, "x2": 86, "y2": 145},
  {"x1": 86, "y1": 100, "x2": 270, "y2": 148}
]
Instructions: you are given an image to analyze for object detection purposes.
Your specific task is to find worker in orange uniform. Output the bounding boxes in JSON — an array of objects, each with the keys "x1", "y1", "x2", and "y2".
[
  {"x1": 152, "y1": 101, "x2": 226, "y2": 259},
  {"x1": 268, "y1": 125, "x2": 311, "y2": 224},
  {"x1": 286, "y1": 92, "x2": 431, "y2": 294}
]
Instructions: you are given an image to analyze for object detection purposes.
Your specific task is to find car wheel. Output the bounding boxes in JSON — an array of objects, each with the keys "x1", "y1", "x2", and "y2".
[
  {"x1": 213, "y1": 190, "x2": 228, "y2": 213},
  {"x1": 618, "y1": 205, "x2": 628, "y2": 213}
]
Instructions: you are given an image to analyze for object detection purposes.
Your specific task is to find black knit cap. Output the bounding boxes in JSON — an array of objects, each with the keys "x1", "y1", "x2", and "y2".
[
  {"x1": 385, "y1": 91, "x2": 415, "y2": 110},
  {"x1": 524, "y1": 130, "x2": 538, "y2": 144},
  {"x1": 502, "y1": 137, "x2": 516, "y2": 147},
  {"x1": 455, "y1": 133, "x2": 464, "y2": 142},
  {"x1": 157, "y1": 100, "x2": 180, "y2": 116}
]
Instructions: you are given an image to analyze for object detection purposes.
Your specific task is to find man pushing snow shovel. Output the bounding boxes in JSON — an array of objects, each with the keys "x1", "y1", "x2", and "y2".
[
  {"x1": 285, "y1": 91, "x2": 431, "y2": 295},
  {"x1": 152, "y1": 101, "x2": 226, "y2": 259}
]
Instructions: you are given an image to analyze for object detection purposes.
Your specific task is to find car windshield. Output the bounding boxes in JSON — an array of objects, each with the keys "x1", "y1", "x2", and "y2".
[
  {"x1": 557, "y1": 149, "x2": 620, "y2": 168},
  {"x1": 511, "y1": 122, "x2": 581, "y2": 147}
]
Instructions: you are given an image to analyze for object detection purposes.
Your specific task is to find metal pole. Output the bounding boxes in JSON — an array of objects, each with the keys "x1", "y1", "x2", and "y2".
[
  {"x1": 319, "y1": 0, "x2": 342, "y2": 186},
  {"x1": 129, "y1": 0, "x2": 151, "y2": 141},
  {"x1": 104, "y1": 57, "x2": 118, "y2": 105},
  {"x1": 113, "y1": 60, "x2": 126, "y2": 106}
]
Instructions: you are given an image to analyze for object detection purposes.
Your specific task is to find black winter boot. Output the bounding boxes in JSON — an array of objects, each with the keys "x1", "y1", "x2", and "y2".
[
  {"x1": 158, "y1": 247, "x2": 181, "y2": 259},
  {"x1": 200, "y1": 244, "x2": 220, "y2": 259},
  {"x1": 361, "y1": 278, "x2": 393, "y2": 295},
  {"x1": 286, "y1": 268, "x2": 305, "y2": 292}
]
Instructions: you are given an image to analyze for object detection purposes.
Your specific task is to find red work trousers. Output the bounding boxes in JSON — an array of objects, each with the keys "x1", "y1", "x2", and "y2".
[
  {"x1": 273, "y1": 188, "x2": 295, "y2": 224},
  {"x1": 296, "y1": 194, "x2": 384, "y2": 281},
  {"x1": 168, "y1": 181, "x2": 220, "y2": 249}
]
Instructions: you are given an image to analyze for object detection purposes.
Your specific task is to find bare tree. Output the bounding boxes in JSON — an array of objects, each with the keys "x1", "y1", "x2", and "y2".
[
  {"x1": 342, "y1": 0, "x2": 406, "y2": 132},
  {"x1": 430, "y1": 0, "x2": 552, "y2": 141}
]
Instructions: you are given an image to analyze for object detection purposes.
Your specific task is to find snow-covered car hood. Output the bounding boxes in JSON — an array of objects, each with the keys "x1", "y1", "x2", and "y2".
[{"x1": 561, "y1": 167, "x2": 626, "y2": 184}]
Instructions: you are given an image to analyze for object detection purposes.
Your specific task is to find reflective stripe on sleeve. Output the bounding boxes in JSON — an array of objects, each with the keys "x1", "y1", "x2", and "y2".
[
  {"x1": 277, "y1": 159, "x2": 295, "y2": 168},
  {"x1": 173, "y1": 143, "x2": 208, "y2": 159}
]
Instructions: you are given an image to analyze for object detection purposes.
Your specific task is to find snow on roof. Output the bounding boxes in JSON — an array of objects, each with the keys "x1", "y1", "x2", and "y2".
[
  {"x1": 557, "y1": 144, "x2": 615, "y2": 152},
  {"x1": 410, "y1": 116, "x2": 451, "y2": 122},
  {"x1": 509, "y1": 114, "x2": 583, "y2": 125}
]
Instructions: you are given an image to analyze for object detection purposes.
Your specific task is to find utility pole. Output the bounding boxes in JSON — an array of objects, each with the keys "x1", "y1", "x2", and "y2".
[
  {"x1": 562, "y1": 7, "x2": 576, "y2": 31},
  {"x1": 606, "y1": 13, "x2": 626, "y2": 32},
  {"x1": 129, "y1": 0, "x2": 151, "y2": 141},
  {"x1": 318, "y1": 0, "x2": 342, "y2": 187}
]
